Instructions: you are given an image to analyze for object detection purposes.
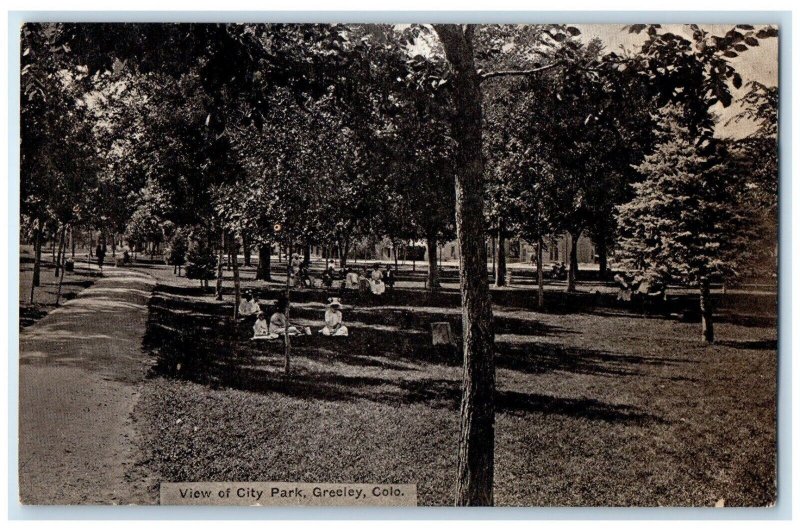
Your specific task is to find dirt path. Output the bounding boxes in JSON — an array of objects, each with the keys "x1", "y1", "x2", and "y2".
[{"x1": 19, "y1": 267, "x2": 157, "y2": 505}]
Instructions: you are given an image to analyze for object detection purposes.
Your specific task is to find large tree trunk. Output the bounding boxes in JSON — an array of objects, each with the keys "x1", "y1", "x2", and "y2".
[
  {"x1": 256, "y1": 243, "x2": 272, "y2": 281},
  {"x1": 700, "y1": 276, "x2": 714, "y2": 343},
  {"x1": 55, "y1": 225, "x2": 68, "y2": 305},
  {"x1": 284, "y1": 243, "x2": 293, "y2": 375},
  {"x1": 434, "y1": 24, "x2": 496, "y2": 507},
  {"x1": 54, "y1": 225, "x2": 65, "y2": 277},
  {"x1": 216, "y1": 232, "x2": 225, "y2": 301},
  {"x1": 537, "y1": 236, "x2": 544, "y2": 309},
  {"x1": 426, "y1": 234, "x2": 440, "y2": 291},
  {"x1": 232, "y1": 239, "x2": 241, "y2": 320},
  {"x1": 339, "y1": 236, "x2": 349, "y2": 269},
  {"x1": 243, "y1": 234, "x2": 251, "y2": 267},
  {"x1": 31, "y1": 220, "x2": 42, "y2": 293},
  {"x1": 597, "y1": 237, "x2": 608, "y2": 279},
  {"x1": 303, "y1": 242, "x2": 311, "y2": 267},
  {"x1": 567, "y1": 231, "x2": 579, "y2": 293},
  {"x1": 490, "y1": 235, "x2": 495, "y2": 277},
  {"x1": 494, "y1": 223, "x2": 506, "y2": 287}
]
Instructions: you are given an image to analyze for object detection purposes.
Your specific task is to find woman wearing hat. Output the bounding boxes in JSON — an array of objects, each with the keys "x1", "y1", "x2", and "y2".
[
  {"x1": 239, "y1": 291, "x2": 260, "y2": 317},
  {"x1": 320, "y1": 297, "x2": 348, "y2": 336}
]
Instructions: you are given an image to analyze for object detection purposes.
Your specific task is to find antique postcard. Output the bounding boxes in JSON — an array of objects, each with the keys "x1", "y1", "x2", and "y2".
[{"x1": 18, "y1": 20, "x2": 779, "y2": 507}]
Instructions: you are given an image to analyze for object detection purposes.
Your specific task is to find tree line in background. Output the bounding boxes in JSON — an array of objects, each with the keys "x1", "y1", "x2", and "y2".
[{"x1": 20, "y1": 22, "x2": 778, "y2": 505}]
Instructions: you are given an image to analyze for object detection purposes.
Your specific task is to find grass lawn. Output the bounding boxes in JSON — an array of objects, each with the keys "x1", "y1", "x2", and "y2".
[{"x1": 134, "y1": 263, "x2": 777, "y2": 507}]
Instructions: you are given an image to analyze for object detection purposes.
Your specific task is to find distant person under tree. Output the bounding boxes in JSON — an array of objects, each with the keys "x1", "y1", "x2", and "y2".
[{"x1": 95, "y1": 243, "x2": 106, "y2": 270}]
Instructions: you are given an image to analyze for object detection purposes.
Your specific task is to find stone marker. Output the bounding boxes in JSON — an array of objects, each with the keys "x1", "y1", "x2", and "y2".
[{"x1": 431, "y1": 322, "x2": 455, "y2": 346}]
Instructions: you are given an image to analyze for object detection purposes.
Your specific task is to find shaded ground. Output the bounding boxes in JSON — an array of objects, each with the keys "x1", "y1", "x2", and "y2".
[
  {"x1": 19, "y1": 267, "x2": 158, "y2": 505},
  {"x1": 136, "y1": 263, "x2": 777, "y2": 507},
  {"x1": 19, "y1": 245, "x2": 105, "y2": 328}
]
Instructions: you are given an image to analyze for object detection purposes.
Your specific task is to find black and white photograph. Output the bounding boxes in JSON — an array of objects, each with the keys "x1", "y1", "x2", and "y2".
[{"x1": 16, "y1": 19, "x2": 780, "y2": 508}]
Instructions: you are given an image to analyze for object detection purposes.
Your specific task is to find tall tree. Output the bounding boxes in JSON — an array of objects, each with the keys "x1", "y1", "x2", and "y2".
[
  {"x1": 428, "y1": 22, "x2": 585, "y2": 506},
  {"x1": 616, "y1": 105, "x2": 755, "y2": 343},
  {"x1": 726, "y1": 81, "x2": 779, "y2": 277},
  {"x1": 431, "y1": 24, "x2": 496, "y2": 506},
  {"x1": 21, "y1": 24, "x2": 101, "y2": 301}
]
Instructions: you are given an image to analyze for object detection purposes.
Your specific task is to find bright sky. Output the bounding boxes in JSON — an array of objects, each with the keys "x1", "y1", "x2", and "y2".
[
  {"x1": 575, "y1": 24, "x2": 778, "y2": 138},
  {"x1": 402, "y1": 23, "x2": 778, "y2": 139}
]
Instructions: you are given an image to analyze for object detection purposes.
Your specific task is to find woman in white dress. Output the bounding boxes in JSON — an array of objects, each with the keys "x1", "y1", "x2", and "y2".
[
  {"x1": 239, "y1": 291, "x2": 260, "y2": 317},
  {"x1": 345, "y1": 269, "x2": 360, "y2": 290},
  {"x1": 369, "y1": 264, "x2": 385, "y2": 295},
  {"x1": 320, "y1": 298, "x2": 348, "y2": 336},
  {"x1": 269, "y1": 298, "x2": 308, "y2": 335},
  {"x1": 252, "y1": 312, "x2": 272, "y2": 338}
]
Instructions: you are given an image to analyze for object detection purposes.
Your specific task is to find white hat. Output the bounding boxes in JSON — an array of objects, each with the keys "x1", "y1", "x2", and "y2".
[{"x1": 327, "y1": 297, "x2": 342, "y2": 309}]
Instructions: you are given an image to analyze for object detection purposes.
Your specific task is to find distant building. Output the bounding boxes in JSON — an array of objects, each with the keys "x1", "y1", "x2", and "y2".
[{"x1": 368, "y1": 233, "x2": 597, "y2": 265}]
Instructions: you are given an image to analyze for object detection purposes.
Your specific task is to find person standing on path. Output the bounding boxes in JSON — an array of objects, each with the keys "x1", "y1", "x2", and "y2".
[{"x1": 96, "y1": 243, "x2": 106, "y2": 271}]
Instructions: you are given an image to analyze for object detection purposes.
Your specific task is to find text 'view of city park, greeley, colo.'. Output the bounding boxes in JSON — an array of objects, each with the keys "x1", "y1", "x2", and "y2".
[{"x1": 18, "y1": 22, "x2": 779, "y2": 508}]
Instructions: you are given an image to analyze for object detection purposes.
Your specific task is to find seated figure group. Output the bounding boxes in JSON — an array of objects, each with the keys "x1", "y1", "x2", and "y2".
[
  {"x1": 341, "y1": 263, "x2": 394, "y2": 295},
  {"x1": 251, "y1": 294, "x2": 349, "y2": 340}
]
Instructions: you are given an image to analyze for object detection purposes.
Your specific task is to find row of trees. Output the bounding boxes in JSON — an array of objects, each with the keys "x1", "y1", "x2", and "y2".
[{"x1": 21, "y1": 23, "x2": 778, "y2": 505}]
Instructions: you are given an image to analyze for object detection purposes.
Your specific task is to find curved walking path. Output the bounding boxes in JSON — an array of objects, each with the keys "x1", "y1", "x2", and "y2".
[{"x1": 19, "y1": 267, "x2": 157, "y2": 505}]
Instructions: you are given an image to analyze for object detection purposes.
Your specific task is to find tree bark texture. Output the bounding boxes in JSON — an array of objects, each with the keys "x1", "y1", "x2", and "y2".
[
  {"x1": 256, "y1": 243, "x2": 272, "y2": 281},
  {"x1": 494, "y1": 223, "x2": 506, "y2": 287},
  {"x1": 232, "y1": 239, "x2": 241, "y2": 320},
  {"x1": 31, "y1": 220, "x2": 42, "y2": 298},
  {"x1": 426, "y1": 234, "x2": 440, "y2": 291},
  {"x1": 567, "y1": 231, "x2": 579, "y2": 293},
  {"x1": 537, "y1": 237, "x2": 544, "y2": 309},
  {"x1": 216, "y1": 231, "x2": 225, "y2": 301},
  {"x1": 433, "y1": 24, "x2": 496, "y2": 507}
]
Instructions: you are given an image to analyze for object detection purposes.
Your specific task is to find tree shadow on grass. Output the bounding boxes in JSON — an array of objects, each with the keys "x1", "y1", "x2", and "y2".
[
  {"x1": 714, "y1": 312, "x2": 778, "y2": 329},
  {"x1": 715, "y1": 339, "x2": 777, "y2": 351},
  {"x1": 143, "y1": 286, "x2": 665, "y2": 425},
  {"x1": 495, "y1": 343, "x2": 696, "y2": 379},
  {"x1": 19, "y1": 306, "x2": 48, "y2": 328}
]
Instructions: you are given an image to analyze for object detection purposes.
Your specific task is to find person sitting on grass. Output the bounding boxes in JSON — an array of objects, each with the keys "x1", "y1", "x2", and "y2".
[
  {"x1": 299, "y1": 263, "x2": 312, "y2": 288},
  {"x1": 252, "y1": 312, "x2": 274, "y2": 339},
  {"x1": 322, "y1": 266, "x2": 335, "y2": 288},
  {"x1": 345, "y1": 268, "x2": 359, "y2": 290},
  {"x1": 358, "y1": 267, "x2": 371, "y2": 294},
  {"x1": 384, "y1": 265, "x2": 395, "y2": 291},
  {"x1": 614, "y1": 272, "x2": 636, "y2": 303},
  {"x1": 269, "y1": 297, "x2": 309, "y2": 336},
  {"x1": 320, "y1": 297, "x2": 348, "y2": 336},
  {"x1": 369, "y1": 269, "x2": 386, "y2": 295},
  {"x1": 239, "y1": 291, "x2": 260, "y2": 317},
  {"x1": 371, "y1": 262, "x2": 383, "y2": 282}
]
